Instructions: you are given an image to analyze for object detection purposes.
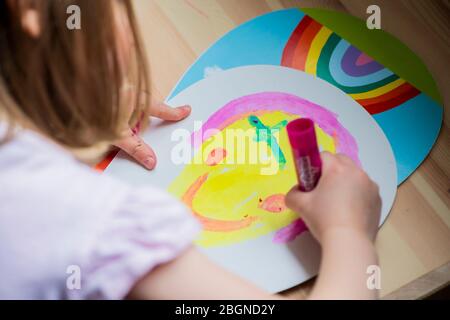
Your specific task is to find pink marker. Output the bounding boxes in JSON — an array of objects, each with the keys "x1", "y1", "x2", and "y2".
[{"x1": 287, "y1": 118, "x2": 322, "y2": 192}]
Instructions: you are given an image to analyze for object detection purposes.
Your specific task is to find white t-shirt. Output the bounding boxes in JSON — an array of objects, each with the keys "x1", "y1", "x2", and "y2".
[{"x1": 0, "y1": 127, "x2": 200, "y2": 299}]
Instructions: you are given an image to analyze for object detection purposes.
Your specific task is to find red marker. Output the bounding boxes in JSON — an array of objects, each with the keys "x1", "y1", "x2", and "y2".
[{"x1": 287, "y1": 118, "x2": 322, "y2": 192}]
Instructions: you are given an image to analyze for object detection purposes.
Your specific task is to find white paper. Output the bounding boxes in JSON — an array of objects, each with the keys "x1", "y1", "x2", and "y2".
[{"x1": 105, "y1": 66, "x2": 397, "y2": 292}]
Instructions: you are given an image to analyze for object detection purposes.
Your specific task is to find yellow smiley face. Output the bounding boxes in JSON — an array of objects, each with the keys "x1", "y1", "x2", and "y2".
[{"x1": 169, "y1": 111, "x2": 336, "y2": 247}]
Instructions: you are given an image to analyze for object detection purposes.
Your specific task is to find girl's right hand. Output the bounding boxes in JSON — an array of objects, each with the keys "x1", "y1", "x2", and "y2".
[{"x1": 285, "y1": 152, "x2": 382, "y2": 244}]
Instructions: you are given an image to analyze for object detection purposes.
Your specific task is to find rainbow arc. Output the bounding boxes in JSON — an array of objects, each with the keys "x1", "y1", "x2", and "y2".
[{"x1": 281, "y1": 16, "x2": 420, "y2": 115}]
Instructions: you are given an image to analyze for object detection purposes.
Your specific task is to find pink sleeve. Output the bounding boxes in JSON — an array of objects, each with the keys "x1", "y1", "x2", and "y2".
[{"x1": 68, "y1": 186, "x2": 201, "y2": 300}]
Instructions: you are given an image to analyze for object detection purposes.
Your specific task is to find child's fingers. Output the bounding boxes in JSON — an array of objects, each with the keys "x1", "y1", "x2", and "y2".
[
  {"x1": 286, "y1": 152, "x2": 334, "y2": 213},
  {"x1": 335, "y1": 153, "x2": 356, "y2": 166},
  {"x1": 285, "y1": 185, "x2": 313, "y2": 214},
  {"x1": 320, "y1": 151, "x2": 335, "y2": 173},
  {"x1": 320, "y1": 151, "x2": 354, "y2": 174},
  {"x1": 150, "y1": 103, "x2": 191, "y2": 121},
  {"x1": 114, "y1": 129, "x2": 157, "y2": 170}
]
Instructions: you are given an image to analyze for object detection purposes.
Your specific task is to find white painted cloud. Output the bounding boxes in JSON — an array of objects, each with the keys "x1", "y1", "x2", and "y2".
[{"x1": 203, "y1": 65, "x2": 224, "y2": 78}]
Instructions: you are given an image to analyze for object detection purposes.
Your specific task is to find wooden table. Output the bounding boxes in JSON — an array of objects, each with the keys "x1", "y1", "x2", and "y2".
[{"x1": 132, "y1": 0, "x2": 450, "y2": 299}]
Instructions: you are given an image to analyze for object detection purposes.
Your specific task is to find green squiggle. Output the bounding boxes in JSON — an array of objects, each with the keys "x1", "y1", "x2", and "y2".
[{"x1": 248, "y1": 115, "x2": 288, "y2": 168}]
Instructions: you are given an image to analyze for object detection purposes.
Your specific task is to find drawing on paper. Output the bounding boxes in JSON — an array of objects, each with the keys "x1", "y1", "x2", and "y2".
[
  {"x1": 168, "y1": 92, "x2": 360, "y2": 247},
  {"x1": 281, "y1": 16, "x2": 420, "y2": 115}
]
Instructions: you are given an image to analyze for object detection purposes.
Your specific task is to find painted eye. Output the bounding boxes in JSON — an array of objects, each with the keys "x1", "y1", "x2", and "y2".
[{"x1": 206, "y1": 148, "x2": 227, "y2": 166}]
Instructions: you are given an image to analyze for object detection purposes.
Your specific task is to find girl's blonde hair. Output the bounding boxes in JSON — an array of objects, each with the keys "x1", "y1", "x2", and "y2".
[{"x1": 0, "y1": 0, "x2": 150, "y2": 148}]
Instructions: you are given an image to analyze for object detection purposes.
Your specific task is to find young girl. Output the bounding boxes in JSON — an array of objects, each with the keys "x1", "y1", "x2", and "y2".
[{"x1": 0, "y1": 0, "x2": 381, "y2": 300}]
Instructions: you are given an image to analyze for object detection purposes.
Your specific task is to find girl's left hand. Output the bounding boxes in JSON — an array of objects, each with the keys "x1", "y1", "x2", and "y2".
[{"x1": 114, "y1": 102, "x2": 191, "y2": 170}]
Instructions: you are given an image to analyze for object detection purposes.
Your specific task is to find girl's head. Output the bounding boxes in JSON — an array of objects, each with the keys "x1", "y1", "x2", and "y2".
[{"x1": 0, "y1": 0, "x2": 149, "y2": 148}]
